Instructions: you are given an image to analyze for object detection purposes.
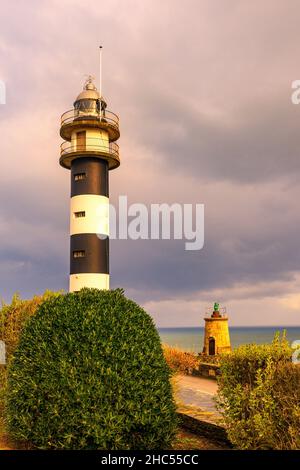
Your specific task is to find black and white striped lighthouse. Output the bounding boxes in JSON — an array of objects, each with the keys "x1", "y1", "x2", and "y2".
[{"x1": 59, "y1": 76, "x2": 120, "y2": 292}]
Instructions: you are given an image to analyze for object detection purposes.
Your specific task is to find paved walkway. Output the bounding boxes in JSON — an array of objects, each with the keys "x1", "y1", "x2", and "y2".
[{"x1": 175, "y1": 375, "x2": 219, "y2": 415}]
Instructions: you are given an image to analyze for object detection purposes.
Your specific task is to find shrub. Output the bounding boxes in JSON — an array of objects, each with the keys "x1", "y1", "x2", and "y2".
[
  {"x1": 0, "y1": 291, "x2": 60, "y2": 358},
  {"x1": 163, "y1": 345, "x2": 199, "y2": 374},
  {"x1": 6, "y1": 288, "x2": 177, "y2": 449},
  {"x1": 216, "y1": 333, "x2": 300, "y2": 449},
  {"x1": 0, "y1": 291, "x2": 60, "y2": 424}
]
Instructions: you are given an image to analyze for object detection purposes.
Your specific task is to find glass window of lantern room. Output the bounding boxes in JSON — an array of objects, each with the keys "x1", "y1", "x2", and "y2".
[
  {"x1": 75, "y1": 100, "x2": 95, "y2": 112},
  {"x1": 77, "y1": 131, "x2": 86, "y2": 151}
]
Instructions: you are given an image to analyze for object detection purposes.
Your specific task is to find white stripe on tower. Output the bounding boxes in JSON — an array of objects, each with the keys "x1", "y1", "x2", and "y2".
[
  {"x1": 69, "y1": 273, "x2": 109, "y2": 292},
  {"x1": 70, "y1": 195, "x2": 109, "y2": 236}
]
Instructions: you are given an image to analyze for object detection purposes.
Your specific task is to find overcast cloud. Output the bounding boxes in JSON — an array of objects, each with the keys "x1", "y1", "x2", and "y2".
[{"x1": 1, "y1": 0, "x2": 300, "y2": 326}]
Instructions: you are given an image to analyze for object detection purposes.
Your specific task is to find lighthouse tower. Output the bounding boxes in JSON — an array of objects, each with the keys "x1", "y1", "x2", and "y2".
[
  {"x1": 59, "y1": 76, "x2": 120, "y2": 292},
  {"x1": 202, "y1": 303, "x2": 231, "y2": 356}
]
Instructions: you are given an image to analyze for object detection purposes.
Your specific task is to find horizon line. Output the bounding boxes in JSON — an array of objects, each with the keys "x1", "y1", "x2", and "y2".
[{"x1": 158, "y1": 324, "x2": 300, "y2": 329}]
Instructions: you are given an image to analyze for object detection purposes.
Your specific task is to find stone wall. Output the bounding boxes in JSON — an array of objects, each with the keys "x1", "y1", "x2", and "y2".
[{"x1": 193, "y1": 362, "x2": 220, "y2": 379}]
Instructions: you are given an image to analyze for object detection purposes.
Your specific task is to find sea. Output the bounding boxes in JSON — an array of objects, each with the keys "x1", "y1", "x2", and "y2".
[{"x1": 158, "y1": 326, "x2": 300, "y2": 353}]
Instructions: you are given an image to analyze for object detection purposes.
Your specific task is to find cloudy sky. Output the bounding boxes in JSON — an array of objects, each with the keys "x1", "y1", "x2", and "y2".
[{"x1": 1, "y1": 0, "x2": 300, "y2": 327}]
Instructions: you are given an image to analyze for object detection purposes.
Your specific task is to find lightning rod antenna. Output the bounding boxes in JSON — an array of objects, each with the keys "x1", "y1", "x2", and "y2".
[{"x1": 99, "y1": 46, "x2": 103, "y2": 121}]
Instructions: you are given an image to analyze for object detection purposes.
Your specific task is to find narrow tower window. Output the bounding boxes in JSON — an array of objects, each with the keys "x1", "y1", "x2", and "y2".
[
  {"x1": 76, "y1": 131, "x2": 86, "y2": 151},
  {"x1": 208, "y1": 337, "x2": 216, "y2": 356},
  {"x1": 73, "y1": 250, "x2": 85, "y2": 258},
  {"x1": 74, "y1": 172, "x2": 86, "y2": 181},
  {"x1": 74, "y1": 211, "x2": 86, "y2": 218}
]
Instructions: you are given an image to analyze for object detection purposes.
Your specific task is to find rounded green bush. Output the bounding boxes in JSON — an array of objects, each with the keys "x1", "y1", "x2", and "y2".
[{"x1": 6, "y1": 288, "x2": 177, "y2": 449}]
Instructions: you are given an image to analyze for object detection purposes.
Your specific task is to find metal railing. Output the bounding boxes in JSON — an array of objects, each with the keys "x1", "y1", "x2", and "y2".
[
  {"x1": 60, "y1": 139, "x2": 119, "y2": 157},
  {"x1": 61, "y1": 109, "x2": 119, "y2": 131},
  {"x1": 204, "y1": 306, "x2": 227, "y2": 320},
  {"x1": 205, "y1": 306, "x2": 227, "y2": 315}
]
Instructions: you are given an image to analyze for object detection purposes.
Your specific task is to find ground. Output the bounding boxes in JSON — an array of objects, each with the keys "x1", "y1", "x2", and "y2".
[
  {"x1": 176, "y1": 374, "x2": 218, "y2": 394},
  {"x1": 172, "y1": 428, "x2": 229, "y2": 450},
  {"x1": 175, "y1": 374, "x2": 218, "y2": 413}
]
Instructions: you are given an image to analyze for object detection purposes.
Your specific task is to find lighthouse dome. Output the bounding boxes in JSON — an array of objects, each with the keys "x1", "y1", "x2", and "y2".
[{"x1": 74, "y1": 76, "x2": 107, "y2": 111}]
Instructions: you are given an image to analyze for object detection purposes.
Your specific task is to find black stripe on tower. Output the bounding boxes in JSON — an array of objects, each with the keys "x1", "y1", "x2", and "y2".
[
  {"x1": 70, "y1": 234, "x2": 109, "y2": 274},
  {"x1": 71, "y1": 157, "x2": 109, "y2": 197}
]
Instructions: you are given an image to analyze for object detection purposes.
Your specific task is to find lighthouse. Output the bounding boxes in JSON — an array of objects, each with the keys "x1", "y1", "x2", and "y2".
[
  {"x1": 202, "y1": 303, "x2": 231, "y2": 355},
  {"x1": 59, "y1": 76, "x2": 120, "y2": 292}
]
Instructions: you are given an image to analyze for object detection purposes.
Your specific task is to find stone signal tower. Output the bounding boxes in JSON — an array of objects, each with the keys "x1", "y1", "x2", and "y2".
[
  {"x1": 203, "y1": 303, "x2": 231, "y2": 355},
  {"x1": 60, "y1": 76, "x2": 120, "y2": 292}
]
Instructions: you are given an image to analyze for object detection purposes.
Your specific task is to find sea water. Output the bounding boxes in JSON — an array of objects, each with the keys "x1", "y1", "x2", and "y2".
[{"x1": 158, "y1": 326, "x2": 300, "y2": 353}]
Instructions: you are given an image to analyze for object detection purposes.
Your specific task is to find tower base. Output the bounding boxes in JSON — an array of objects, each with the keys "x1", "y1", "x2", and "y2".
[{"x1": 203, "y1": 317, "x2": 231, "y2": 355}]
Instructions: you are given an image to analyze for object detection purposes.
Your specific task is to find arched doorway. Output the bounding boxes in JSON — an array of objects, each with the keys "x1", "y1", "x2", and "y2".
[{"x1": 208, "y1": 337, "x2": 215, "y2": 355}]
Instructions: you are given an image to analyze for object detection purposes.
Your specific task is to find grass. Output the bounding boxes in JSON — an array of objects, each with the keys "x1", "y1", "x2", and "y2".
[{"x1": 163, "y1": 344, "x2": 200, "y2": 373}]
